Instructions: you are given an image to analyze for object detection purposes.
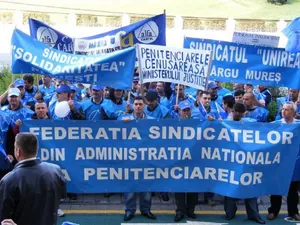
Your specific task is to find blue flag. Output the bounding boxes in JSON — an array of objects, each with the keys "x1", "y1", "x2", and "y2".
[
  {"x1": 29, "y1": 18, "x2": 74, "y2": 53},
  {"x1": 11, "y1": 29, "x2": 136, "y2": 89},
  {"x1": 0, "y1": 145, "x2": 10, "y2": 170},
  {"x1": 283, "y1": 17, "x2": 300, "y2": 37},
  {"x1": 282, "y1": 17, "x2": 300, "y2": 53}
]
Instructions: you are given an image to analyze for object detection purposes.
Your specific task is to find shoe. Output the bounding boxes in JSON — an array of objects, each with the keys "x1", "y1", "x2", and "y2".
[
  {"x1": 57, "y1": 208, "x2": 65, "y2": 217},
  {"x1": 186, "y1": 212, "x2": 196, "y2": 219},
  {"x1": 174, "y1": 214, "x2": 184, "y2": 222},
  {"x1": 161, "y1": 194, "x2": 169, "y2": 202},
  {"x1": 267, "y1": 213, "x2": 276, "y2": 220},
  {"x1": 104, "y1": 193, "x2": 113, "y2": 198},
  {"x1": 207, "y1": 199, "x2": 217, "y2": 207},
  {"x1": 292, "y1": 214, "x2": 300, "y2": 221},
  {"x1": 225, "y1": 214, "x2": 235, "y2": 220},
  {"x1": 124, "y1": 213, "x2": 134, "y2": 221},
  {"x1": 250, "y1": 217, "x2": 266, "y2": 224},
  {"x1": 67, "y1": 193, "x2": 77, "y2": 200},
  {"x1": 142, "y1": 212, "x2": 156, "y2": 220}
]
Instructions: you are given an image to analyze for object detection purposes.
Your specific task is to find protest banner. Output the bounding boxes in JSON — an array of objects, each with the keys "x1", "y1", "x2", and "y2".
[
  {"x1": 11, "y1": 29, "x2": 136, "y2": 89},
  {"x1": 21, "y1": 119, "x2": 300, "y2": 198},
  {"x1": 137, "y1": 44, "x2": 212, "y2": 90},
  {"x1": 29, "y1": 18, "x2": 74, "y2": 53},
  {"x1": 73, "y1": 14, "x2": 166, "y2": 55},
  {"x1": 232, "y1": 31, "x2": 280, "y2": 48},
  {"x1": 184, "y1": 37, "x2": 300, "y2": 89},
  {"x1": 29, "y1": 14, "x2": 166, "y2": 55}
]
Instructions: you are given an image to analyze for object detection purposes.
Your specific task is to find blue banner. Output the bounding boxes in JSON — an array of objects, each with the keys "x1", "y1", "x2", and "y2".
[
  {"x1": 20, "y1": 119, "x2": 300, "y2": 198},
  {"x1": 184, "y1": 37, "x2": 300, "y2": 89},
  {"x1": 29, "y1": 14, "x2": 166, "y2": 55},
  {"x1": 11, "y1": 29, "x2": 136, "y2": 89},
  {"x1": 73, "y1": 14, "x2": 166, "y2": 54},
  {"x1": 29, "y1": 18, "x2": 74, "y2": 53}
]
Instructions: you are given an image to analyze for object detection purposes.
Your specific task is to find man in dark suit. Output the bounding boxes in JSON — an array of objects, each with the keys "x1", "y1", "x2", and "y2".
[{"x1": 0, "y1": 132, "x2": 66, "y2": 225}]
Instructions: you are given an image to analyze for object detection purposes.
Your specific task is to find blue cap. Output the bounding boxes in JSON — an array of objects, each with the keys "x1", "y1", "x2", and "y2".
[
  {"x1": 14, "y1": 78, "x2": 25, "y2": 88},
  {"x1": 207, "y1": 81, "x2": 217, "y2": 89},
  {"x1": 179, "y1": 100, "x2": 192, "y2": 110},
  {"x1": 92, "y1": 85, "x2": 104, "y2": 91},
  {"x1": 56, "y1": 84, "x2": 71, "y2": 94},
  {"x1": 133, "y1": 76, "x2": 139, "y2": 82},
  {"x1": 69, "y1": 85, "x2": 77, "y2": 91}
]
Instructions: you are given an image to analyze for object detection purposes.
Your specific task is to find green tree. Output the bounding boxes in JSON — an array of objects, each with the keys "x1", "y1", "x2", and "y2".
[
  {"x1": 0, "y1": 66, "x2": 13, "y2": 94},
  {"x1": 267, "y1": 0, "x2": 287, "y2": 5}
]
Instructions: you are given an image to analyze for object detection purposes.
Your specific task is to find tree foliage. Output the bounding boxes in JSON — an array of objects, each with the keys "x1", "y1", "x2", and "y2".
[{"x1": 267, "y1": 0, "x2": 287, "y2": 5}]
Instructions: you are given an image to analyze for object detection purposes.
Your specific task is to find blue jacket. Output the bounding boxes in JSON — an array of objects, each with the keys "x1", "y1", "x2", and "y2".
[
  {"x1": 81, "y1": 98, "x2": 107, "y2": 120},
  {"x1": 144, "y1": 104, "x2": 169, "y2": 119},
  {"x1": 102, "y1": 99, "x2": 128, "y2": 120}
]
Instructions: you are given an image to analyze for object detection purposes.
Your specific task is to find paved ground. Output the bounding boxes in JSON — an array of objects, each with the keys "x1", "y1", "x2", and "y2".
[
  {"x1": 60, "y1": 194, "x2": 286, "y2": 211},
  {"x1": 57, "y1": 194, "x2": 294, "y2": 225}
]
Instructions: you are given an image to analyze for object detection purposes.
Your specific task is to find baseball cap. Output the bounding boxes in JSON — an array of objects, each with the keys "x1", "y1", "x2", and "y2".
[
  {"x1": 207, "y1": 81, "x2": 217, "y2": 89},
  {"x1": 179, "y1": 100, "x2": 192, "y2": 110},
  {"x1": 92, "y1": 85, "x2": 104, "y2": 91},
  {"x1": 69, "y1": 85, "x2": 77, "y2": 91},
  {"x1": 8, "y1": 88, "x2": 21, "y2": 97},
  {"x1": 145, "y1": 91, "x2": 158, "y2": 101},
  {"x1": 56, "y1": 84, "x2": 71, "y2": 94},
  {"x1": 133, "y1": 76, "x2": 139, "y2": 82},
  {"x1": 14, "y1": 78, "x2": 25, "y2": 88}
]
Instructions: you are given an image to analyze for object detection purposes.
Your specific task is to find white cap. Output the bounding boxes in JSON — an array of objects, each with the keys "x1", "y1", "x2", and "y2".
[{"x1": 8, "y1": 88, "x2": 21, "y2": 97}]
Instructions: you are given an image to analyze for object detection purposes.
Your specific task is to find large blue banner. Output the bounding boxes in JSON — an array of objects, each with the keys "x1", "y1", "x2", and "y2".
[
  {"x1": 20, "y1": 119, "x2": 300, "y2": 198},
  {"x1": 74, "y1": 14, "x2": 166, "y2": 55},
  {"x1": 184, "y1": 37, "x2": 300, "y2": 89},
  {"x1": 11, "y1": 29, "x2": 136, "y2": 89},
  {"x1": 29, "y1": 14, "x2": 166, "y2": 55},
  {"x1": 29, "y1": 18, "x2": 74, "y2": 53}
]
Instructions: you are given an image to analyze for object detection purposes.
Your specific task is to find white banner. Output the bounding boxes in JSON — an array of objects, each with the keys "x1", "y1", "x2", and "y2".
[
  {"x1": 74, "y1": 32, "x2": 124, "y2": 55},
  {"x1": 232, "y1": 32, "x2": 280, "y2": 48},
  {"x1": 137, "y1": 44, "x2": 212, "y2": 90}
]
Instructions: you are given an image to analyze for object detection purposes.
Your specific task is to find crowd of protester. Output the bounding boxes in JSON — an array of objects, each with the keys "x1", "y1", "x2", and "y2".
[{"x1": 0, "y1": 68, "x2": 299, "y2": 224}]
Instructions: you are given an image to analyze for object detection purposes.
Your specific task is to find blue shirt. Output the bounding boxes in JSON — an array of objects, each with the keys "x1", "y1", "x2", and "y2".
[
  {"x1": 39, "y1": 83, "x2": 56, "y2": 98},
  {"x1": 102, "y1": 99, "x2": 128, "y2": 120},
  {"x1": 49, "y1": 100, "x2": 82, "y2": 120},
  {"x1": 24, "y1": 86, "x2": 38, "y2": 99},
  {"x1": 246, "y1": 107, "x2": 269, "y2": 122},
  {"x1": 81, "y1": 98, "x2": 107, "y2": 120},
  {"x1": 118, "y1": 113, "x2": 154, "y2": 121},
  {"x1": 0, "y1": 112, "x2": 10, "y2": 149},
  {"x1": 144, "y1": 104, "x2": 169, "y2": 119},
  {"x1": 217, "y1": 87, "x2": 232, "y2": 99},
  {"x1": 1, "y1": 105, "x2": 34, "y2": 128}
]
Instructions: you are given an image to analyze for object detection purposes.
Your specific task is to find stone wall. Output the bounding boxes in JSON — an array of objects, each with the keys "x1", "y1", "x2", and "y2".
[{"x1": 0, "y1": 11, "x2": 289, "y2": 32}]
